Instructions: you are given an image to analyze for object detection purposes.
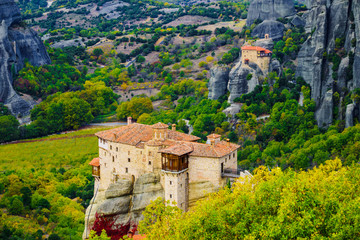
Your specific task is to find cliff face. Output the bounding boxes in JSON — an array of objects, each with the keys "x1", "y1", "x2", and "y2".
[
  {"x1": 83, "y1": 173, "x2": 164, "y2": 239},
  {"x1": 0, "y1": 0, "x2": 51, "y2": 116},
  {"x1": 296, "y1": 0, "x2": 360, "y2": 127},
  {"x1": 246, "y1": 0, "x2": 296, "y2": 25}
]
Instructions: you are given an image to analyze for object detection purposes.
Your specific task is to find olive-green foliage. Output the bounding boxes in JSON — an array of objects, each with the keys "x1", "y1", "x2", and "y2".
[
  {"x1": 117, "y1": 97, "x2": 153, "y2": 120},
  {"x1": 140, "y1": 159, "x2": 360, "y2": 240},
  {"x1": 0, "y1": 115, "x2": 20, "y2": 143},
  {"x1": 0, "y1": 128, "x2": 104, "y2": 239}
]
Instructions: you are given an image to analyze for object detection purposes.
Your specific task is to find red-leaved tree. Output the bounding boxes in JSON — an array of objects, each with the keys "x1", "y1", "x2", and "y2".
[{"x1": 92, "y1": 213, "x2": 137, "y2": 240}]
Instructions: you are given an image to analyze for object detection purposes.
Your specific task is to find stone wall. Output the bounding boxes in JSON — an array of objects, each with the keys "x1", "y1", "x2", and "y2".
[
  {"x1": 242, "y1": 49, "x2": 271, "y2": 73},
  {"x1": 163, "y1": 170, "x2": 188, "y2": 211}
]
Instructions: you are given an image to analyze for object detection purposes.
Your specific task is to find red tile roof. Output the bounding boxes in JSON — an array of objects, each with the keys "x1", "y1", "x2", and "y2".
[
  {"x1": 95, "y1": 123, "x2": 200, "y2": 146},
  {"x1": 207, "y1": 133, "x2": 221, "y2": 139},
  {"x1": 151, "y1": 122, "x2": 169, "y2": 129},
  {"x1": 89, "y1": 157, "x2": 100, "y2": 167},
  {"x1": 159, "y1": 140, "x2": 240, "y2": 158},
  {"x1": 241, "y1": 45, "x2": 272, "y2": 54}
]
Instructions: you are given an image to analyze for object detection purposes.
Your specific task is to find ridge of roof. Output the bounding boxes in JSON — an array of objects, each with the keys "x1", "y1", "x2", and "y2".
[{"x1": 241, "y1": 45, "x2": 272, "y2": 53}]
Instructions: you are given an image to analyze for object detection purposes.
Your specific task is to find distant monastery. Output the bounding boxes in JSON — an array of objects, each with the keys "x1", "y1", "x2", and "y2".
[{"x1": 89, "y1": 117, "x2": 240, "y2": 211}]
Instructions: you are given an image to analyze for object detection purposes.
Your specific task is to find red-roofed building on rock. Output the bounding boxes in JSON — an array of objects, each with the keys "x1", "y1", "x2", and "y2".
[
  {"x1": 241, "y1": 45, "x2": 272, "y2": 73},
  {"x1": 89, "y1": 118, "x2": 240, "y2": 211}
]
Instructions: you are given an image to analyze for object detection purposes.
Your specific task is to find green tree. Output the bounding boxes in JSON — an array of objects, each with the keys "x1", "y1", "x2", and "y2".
[
  {"x1": 117, "y1": 97, "x2": 153, "y2": 120},
  {"x1": 9, "y1": 198, "x2": 24, "y2": 215},
  {"x1": 0, "y1": 115, "x2": 20, "y2": 143}
]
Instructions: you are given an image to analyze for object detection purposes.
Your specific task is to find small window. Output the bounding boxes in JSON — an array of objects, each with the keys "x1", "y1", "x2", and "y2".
[
  {"x1": 128, "y1": 151, "x2": 130, "y2": 155},
  {"x1": 105, "y1": 163, "x2": 107, "y2": 167},
  {"x1": 116, "y1": 147, "x2": 118, "y2": 152},
  {"x1": 105, "y1": 152, "x2": 106, "y2": 156},
  {"x1": 170, "y1": 181, "x2": 172, "y2": 185},
  {"x1": 170, "y1": 194, "x2": 172, "y2": 198},
  {"x1": 233, "y1": 153, "x2": 235, "y2": 158},
  {"x1": 125, "y1": 168, "x2": 128, "y2": 173},
  {"x1": 180, "y1": 184, "x2": 182, "y2": 187},
  {"x1": 128, "y1": 158, "x2": 131, "y2": 162},
  {"x1": 140, "y1": 151, "x2": 142, "y2": 155},
  {"x1": 149, "y1": 151, "x2": 152, "y2": 156},
  {"x1": 110, "y1": 145, "x2": 112, "y2": 150},
  {"x1": 148, "y1": 161, "x2": 151, "y2": 165},
  {"x1": 112, "y1": 156, "x2": 115, "y2": 162}
]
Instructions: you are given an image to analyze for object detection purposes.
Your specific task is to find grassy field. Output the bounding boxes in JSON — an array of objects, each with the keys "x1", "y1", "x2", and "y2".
[{"x1": 0, "y1": 126, "x2": 115, "y2": 239}]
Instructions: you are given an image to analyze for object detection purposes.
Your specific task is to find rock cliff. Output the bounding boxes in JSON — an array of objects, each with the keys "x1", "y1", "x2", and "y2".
[
  {"x1": 295, "y1": 0, "x2": 360, "y2": 127},
  {"x1": 208, "y1": 65, "x2": 230, "y2": 100},
  {"x1": 0, "y1": 0, "x2": 51, "y2": 116},
  {"x1": 246, "y1": 0, "x2": 296, "y2": 26},
  {"x1": 83, "y1": 173, "x2": 164, "y2": 239}
]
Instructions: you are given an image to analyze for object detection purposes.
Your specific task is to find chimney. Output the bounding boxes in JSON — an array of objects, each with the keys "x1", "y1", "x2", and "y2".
[
  {"x1": 226, "y1": 138, "x2": 230, "y2": 147},
  {"x1": 172, "y1": 124, "x2": 176, "y2": 131},
  {"x1": 113, "y1": 133, "x2": 117, "y2": 140},
  {"x1": 210, "y1": 139, "x2": 215, "y2": 146},
  {"x1": 207, "y1": 134, "x2": 221, "y2": 145},
  {"x1": 127, "y1": 116, "x2": 132, "y2": 125}
]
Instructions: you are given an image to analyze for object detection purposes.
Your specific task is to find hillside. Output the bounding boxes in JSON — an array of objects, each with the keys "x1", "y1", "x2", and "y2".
[{"x1": 1, "y1": 0, "x2": 360, "y2": 239}]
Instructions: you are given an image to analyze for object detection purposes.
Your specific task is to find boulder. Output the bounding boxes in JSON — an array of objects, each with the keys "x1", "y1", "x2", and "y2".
[
  {"x1": 291, "y1": 15, "x2": 306, "y2": 27},
  {"x1": 208, "y1": 65, "x2": 230, "y2": 100},
  {"x1": 223, "y1": 103, "x2": 241, "y2": 115},
  {"x1": 97, "y1": 196, "x2": 131, "y2": 215},
  {"x1": 345, "y1": 103, "x2": 355, "y2": 128},
  {"x1": 253, "y1": 38, "x2": 274, "y2": 50},
  {"x1": 105, "y1": 179, "x2": 133, "y2": 199},
  {"x1": 246, "y1": 0, "x2": 295, "y2": 25},
  {"x1": 251, "y1": 20, "x2": 285, "y2": 41},
  {"x1": 132, "y1": 190, "x2": 164, "y2": 211}
]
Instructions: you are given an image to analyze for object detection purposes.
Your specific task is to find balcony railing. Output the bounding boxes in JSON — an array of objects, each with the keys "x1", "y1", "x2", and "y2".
[
  {"x1": 92, "y1": 168, "x2": 100, "y2": 177},
  {"x1": 221, "y1": 168, "x2": 253, "y2": 178}
]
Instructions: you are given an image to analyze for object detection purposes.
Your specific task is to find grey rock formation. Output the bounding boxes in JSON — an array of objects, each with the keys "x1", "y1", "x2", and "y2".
[
  {"x1": 269, "y1": 59, "x2": 281, "y2": 77},
  {"x1": 83, "y1": 173, "x2": 164, "y2": 239},
  {"x1": 208, "y1": 66, "x2": 230, "y2": 100},
  {"x1": 345, "y1": 103, "x2": 355, "y2": 128},
  {"x1": 105, "y1": 180, "x2": 133, "y2": 199},
  {"x1": 251, "y1": 20, "x2": 285, "y2": 41},
  {"x1": 222, "y1": 103, "x2": 241, "y2": 115},
  {"x1": 51, "y1": 38, "x2": 85, "y2": 49},
  {"x1": 227, "y1": 61, "x2": 260, "y2": 103},
  {"x1": 315, "y1": 90, "x2": 333, "y2": 128},
  {"x1": 291, "y1": 15, "x2": 306, "y2": 27},
  {"x1": 0, "y1": 0, "x2": 51, "y2": 117},
  {"x1": 246, "y1": 0, "x2": 296, "y2": 26},
  {"x1": 295, "y1": 0, "x2": 360, "y2": 127},
  {"x1": 97, "y1": 196, "x2": 131, "y2": 215},
  {"x1": 0, "y1": 0, "x2": 20, "y2": 27},
  {"x1": 253, "y1": 38, "x2": 274, "y2": 50}
]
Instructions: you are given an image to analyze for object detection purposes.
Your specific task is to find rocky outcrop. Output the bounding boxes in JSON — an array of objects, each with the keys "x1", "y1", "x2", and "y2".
[
  {"x1": 83, "y1": 173, "x2": 164, "y2": 239},
  {"x1": 251, "y1": 20, "x2": 285, "y2": 41},
  {"x1": 291, "y1": 15, "x2": 306, "y2": 27},
  {"x1": 295, "y1": 0, "x2": 360, "y2": 128},
  {"x1": 0, "y1": 0, "x2": 51, "y2": 117},
  {"x1": 208, "y1": 66, "x2": 230, "y2": 100},
  {"x1": 315, "y1": 90, "x2": 333, "y2": 128},
  {"x1": 227, "y1": 61, "x2": 259, "y2": 103},
  {"x1": 345, "y1": 103, "x2": 355, "y2": 128},
  {"x1": 246, "y1": 0, "x2": 296, "y2": 25}
]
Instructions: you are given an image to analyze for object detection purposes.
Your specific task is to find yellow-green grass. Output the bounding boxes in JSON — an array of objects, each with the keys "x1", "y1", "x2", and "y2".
[{"x1": 0, "y1": 126, "x2": 114, "y2": 171}]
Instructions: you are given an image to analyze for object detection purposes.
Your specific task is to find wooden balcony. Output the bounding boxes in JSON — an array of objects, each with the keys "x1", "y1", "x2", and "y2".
[
  {"x1": 92, "y1": 167, "x2": 100, "y2": 177},
  {"x1": 161, "y1": 153, "x2": 188, "y2": 173}
]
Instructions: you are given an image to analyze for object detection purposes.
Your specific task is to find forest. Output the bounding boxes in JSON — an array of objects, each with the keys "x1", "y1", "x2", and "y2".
[{"x1": 1, "y1": 0, "x2": 360, "y2": 238}]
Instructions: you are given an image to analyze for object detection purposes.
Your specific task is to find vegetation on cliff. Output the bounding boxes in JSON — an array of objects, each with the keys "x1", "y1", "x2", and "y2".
[{"x1": 139, "y1": 158, "x2": 360, "y2": 239}]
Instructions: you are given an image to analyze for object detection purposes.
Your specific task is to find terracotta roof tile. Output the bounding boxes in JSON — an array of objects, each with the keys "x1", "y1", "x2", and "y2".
[
  {"x1": 159, "y1": 141, "x2": 240, "y2": 158},
  {"x1": 89, "y1": 157, "x2": 100, "y2": 166},
  {"x1": 95, "y1": 123, "x2": 200, "y2": 146},
  {"x1": 241, "y1": 45, "x2": 272, "y2": 54},
  {"x1": 152, "y1": 122, "x2": 169, "y2": 129},
  {"x1": 159, "y1": 142, "x2": 194, "y2": 156},
  {"x1": 207, "y1": 133, "x2": 221, "y2": 139}
]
